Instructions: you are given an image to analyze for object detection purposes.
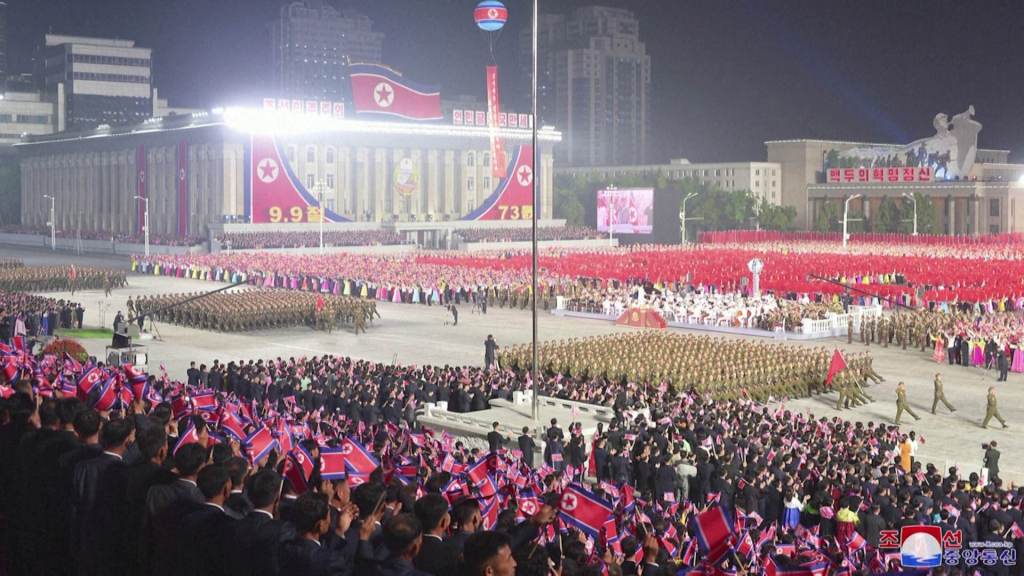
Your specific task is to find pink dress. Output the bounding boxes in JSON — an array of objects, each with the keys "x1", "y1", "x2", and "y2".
[
  {"x1": 971, "y1": 341, "x2": 985, "y2": 366},
  {"x1": 1012, "y1": 347, "x2": 1024, "y2": 373},
  {"x1": 933, "y1": 336, "x2": 946, "y2": 364}
]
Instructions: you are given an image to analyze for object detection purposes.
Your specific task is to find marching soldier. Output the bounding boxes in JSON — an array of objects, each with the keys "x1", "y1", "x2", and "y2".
[
  {"x1": 894, "y1": 381, "x2": 920, "y2": 425},
  {"x1": 982, "y1": 386, "x2": 1008, "y2": 429},
  {"x1": 847, "y1": 315, "x2": 854, "y2": 344},
  {"x1": 931, "y1": 372, "x2": 956, "y2": 414}
]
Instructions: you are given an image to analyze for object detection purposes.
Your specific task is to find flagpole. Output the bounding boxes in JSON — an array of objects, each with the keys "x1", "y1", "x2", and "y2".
[{"x1": 530, "y1": 0, "x2": 540, "y2": 423}]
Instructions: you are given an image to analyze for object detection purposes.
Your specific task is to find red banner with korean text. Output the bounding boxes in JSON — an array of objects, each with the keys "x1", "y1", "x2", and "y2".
[
  {"x1": 486, "y1": 65, "x2": 507, "y2": 179},
  {"x1": 826, "y1": 166, "x2": 932, "y2": 183}
]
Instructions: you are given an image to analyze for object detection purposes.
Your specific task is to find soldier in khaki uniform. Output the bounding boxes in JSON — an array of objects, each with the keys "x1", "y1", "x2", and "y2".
[
  {"x1": 982, "y1": 386, "x2": 1008, "y2": 429},
  {"x1": 931, "y1": 372, "x2": 955, "y2": 414},
  {"x1": 895, "y1": 381, "x2": 920, "y2": 425}
]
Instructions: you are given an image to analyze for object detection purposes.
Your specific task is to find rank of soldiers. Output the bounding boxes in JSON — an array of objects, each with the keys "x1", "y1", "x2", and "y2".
[
  {"x1": 498, "y1": 331, "x2": 883, "y2": 403},
  {"x1": 0, "y1": 266, "x2": 125, "y2": 293},
  {"x1": 132, "y1": 289, "x2": 378, "y2": 333},
  {"x1": 0, "y1": 258, "x2": 24, "y2": 270}
]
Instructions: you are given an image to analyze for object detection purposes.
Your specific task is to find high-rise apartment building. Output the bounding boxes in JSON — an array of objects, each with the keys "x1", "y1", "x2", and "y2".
[
  {"x1": 40, "y1": 34, "x2": 153, "y2": 131},
  {"x1": 270, "y1": 0, "x2": 384, "y2": 101},
  {"x1": 521, "y1": 6, "x2": 650, "y2": 167}
]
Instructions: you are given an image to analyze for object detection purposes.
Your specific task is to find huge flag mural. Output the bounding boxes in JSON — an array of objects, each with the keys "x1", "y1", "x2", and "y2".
[
  {"x1": 245, "y1": 139, "x2": 536, "y2": 223},
  {"x1": 349, "y1": 64, "x2": 443, "y2": 121},
  {"x1": 246, "y1": 136, "x2": 351, "y2": 224}
]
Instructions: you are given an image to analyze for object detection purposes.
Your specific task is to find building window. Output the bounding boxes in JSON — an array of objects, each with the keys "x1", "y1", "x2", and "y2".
[
  {"x1": 755, "y1": 169, "x2": 760, "y2": 176},
  {"x1": 483, "y1": 153, "x2": 490, "y2": 167},
  {"x1": 772, "y1": 181, "x2": 777, "y2": 187},
  {"x1": 483, "y1": 177, "x2": 491, "y2": 191},
  {"x1": 990, "y1": 198, "x2": 1000, "y2": 217},
  {"x1": 467, "y1": 177, "x2": 475, "y2": 191},
  {"x1": 326, "y1": 173, "x2": 335, "y2": 189},
  {"x1": 755, "y1": 180, "x2": 760, "y2": 188},
  {"x1": 990, "y1": 224, "x2": 1000, "y2": 234},
  {"x1": 325, "y1": 147, "x2": 335, "y2": 164},
  {"x1": 287, "y1": 146, "x2": 297, "y2": 165},
  {"x1": 306, "y1": 146, "x2": 316, "y2": 164},
  {"x1": 306, "y1": 174, "x2": 315, "y2": 188},
  {"x1": 467, "y1": 152, "x2": 475, "y2": 167}
]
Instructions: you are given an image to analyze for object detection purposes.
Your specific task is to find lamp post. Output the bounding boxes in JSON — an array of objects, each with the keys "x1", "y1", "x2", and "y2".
[
  {"x1": 679, "y1": 191, "x2": 698, "y2": 244},
  {"x1": 42, "y1": 194, "x2": 55, "y2": 250},
  {"x1": 530, "y1": 0, "x2": 540, "y2": 423},
  {"x1": 133, "y1": 195, "x2": 150, "y2": 257},
  {"x1": 605, "y1": 186, "x2": 618, "y2": 246},
  {"x1": 316, "y1": 181, "x2": 326, "y2": 255},
  {"x1": 843, "y1": 194, "x2": 862, "y2": 249},
  {"x1": 901, "y1": 192, "x2": 918, "y2": 236}
]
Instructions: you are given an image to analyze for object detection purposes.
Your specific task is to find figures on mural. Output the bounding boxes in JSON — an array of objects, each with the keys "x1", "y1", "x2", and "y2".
[{"x1": 824, "y1": 106, "x2": 981, "y2": 179}]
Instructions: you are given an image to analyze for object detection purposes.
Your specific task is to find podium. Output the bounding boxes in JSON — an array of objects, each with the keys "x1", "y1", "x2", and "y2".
[{"x1": 616, "y1": 307, "x2": 667, "y2": 329}]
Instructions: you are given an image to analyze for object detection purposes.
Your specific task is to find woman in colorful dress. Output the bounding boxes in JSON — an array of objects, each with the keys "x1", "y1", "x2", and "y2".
[{"x1": 932, "y1": 332, "x2": 947, "y2": 364}]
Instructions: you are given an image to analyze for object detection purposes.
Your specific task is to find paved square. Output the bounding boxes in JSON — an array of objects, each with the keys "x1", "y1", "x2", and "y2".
[{"x1": 11, "y1": 245, "x2": 1021, "y2": 482}]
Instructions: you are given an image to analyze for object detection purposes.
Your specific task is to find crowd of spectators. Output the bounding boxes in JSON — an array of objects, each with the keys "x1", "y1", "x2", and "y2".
[
  {"x1": 217, "y1": 229, "x2": 408, "y2": 250},
  {"x1": 0, "y1": 342, "x2": 1018, "y2": 575},
  {"x1": 0, "y1": 226, "x2": 204, "y2": 247},
  {"x1": 456, "y1": 226, "x2": 605, "y2": 244}
]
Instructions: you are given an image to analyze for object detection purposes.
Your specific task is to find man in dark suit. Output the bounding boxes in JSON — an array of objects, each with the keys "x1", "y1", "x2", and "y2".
[
  {"x1": 486, "y1": 422, "x2": 507, "y2": 453},
  {"x1": 413, "y1": 494, "x2": 456, "y2": 576},
  {"x1": 182, "y1": 465, "x2": 236, "y2": 576},
  {"x1": 463, "y1": 531, "x2": 517, "y2": 576},
  {"x1": 279, "y1": 492, "x2": 362, "y2": 576},
  {"x1": 187, "y1": 361, "x2": 200, "y2": 386},
  {"x1": 73, "y1": 417, "x2": 135, "y2": 576},
  {"x1": 224, "y1": 456, "x2": 253, "y2": 519},
  {"x1": 145, "y1": 443, "x2": 207, "y2": 576},
  {"x1": 372, "y1": 513, "x2": 431, "y2": 576},
  {"x1": 229, "y1": 470, "x2": 294, "y2": 576},
  {"x1": 518, "y1": 427, "x2": 536, "y2": 469},
  {"x1": 984, "y1": 441, "x2": 1001, "y2": 482},
  {"x1": 484, "y1": 335, "x2": 499, "y2": 369}
]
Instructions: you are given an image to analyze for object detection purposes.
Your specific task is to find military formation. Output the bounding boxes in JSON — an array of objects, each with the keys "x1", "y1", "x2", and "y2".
[
  {"x1": 498, "y1": 331, "x2": 883, "y2": 403},
  {"x1": 0, "y1": 258, "x2": 24, "y2": 270},
  {"x1": 0, "y1": 265, "x2": 126, "y2": 294},
  {"x1": 133, "y1": 289, "x2": 377, "y2": 333}
]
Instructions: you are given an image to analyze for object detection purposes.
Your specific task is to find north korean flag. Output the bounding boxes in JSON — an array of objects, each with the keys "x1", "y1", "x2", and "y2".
[
  {"x1": 220, "y1": 409, "x2": 247, "y2": 442},
  {"x1": 319, "y1": 446, "x2": 347, "y2": 481},
  {"x1": 281, "y1": 455, "x2": 309, "y2": 496},
  {"x1": 341, "y1": 436, "x2": 379, "y2": 474},
  {"x1": 350, "y1": 64, "x2": 443, "y2": 121},
  {"x1": 558, "y1": 483, "x2": 613, "y2": 539},
  {"x1": 466, "y1": 454, "x2": 492, "y2": 485},
  {"x1": 77, "y1": 365, "x2": 103, "y2": 397},
  {"x1": 91, "y1": 376, "x2": 119, "y2": 411},
  {"x1": 3, "y1": 358, "x2": 21, "y2": 385},
  {"x1": 693, "y1": 505, "x2": 735, "y2": 562},
  {"x1": 173, "y1": 423, "x2": 201, "y2": 456},
  {"x1": 193, "y1": 392, "x2": 218, "y2": 412},
  {"x1": 245, "y1": 426, "x2": 279, "y2": 464},
  {"x1": 291, "y1": 445, "x2": 316, "y2": 483}
]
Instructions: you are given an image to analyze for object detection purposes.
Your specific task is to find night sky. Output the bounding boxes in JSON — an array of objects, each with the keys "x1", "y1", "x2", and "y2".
[{"x1": 8, "y1": 0, "x2": 1024, "y2": 162}]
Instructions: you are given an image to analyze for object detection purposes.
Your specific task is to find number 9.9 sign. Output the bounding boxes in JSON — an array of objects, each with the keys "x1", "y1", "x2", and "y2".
[{"x1": 268, "y1": 205, "x2": 324, "y2": 223}]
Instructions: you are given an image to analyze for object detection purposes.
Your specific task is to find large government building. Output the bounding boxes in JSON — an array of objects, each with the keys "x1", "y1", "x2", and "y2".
[
  {"x1": 767, "y1": 106, "x2": 1024, "y2": 234},
  {"x1": 16, "y1": 107, "x2": 558, "y2": 238}
]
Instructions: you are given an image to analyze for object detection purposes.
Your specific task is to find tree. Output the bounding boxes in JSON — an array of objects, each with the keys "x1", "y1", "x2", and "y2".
[
  {"x1": 876, "y1": 196, "x2": 904, "y2": 232},
  {"x1": 814, "y1": 201, "x2": 840, "y2": 232},
  {"x1": 759, "y1": 201, "x2": 797, "y2": 231},
  {"x1": 0, "y1": 161, "x2": 20, "y2": 226}
]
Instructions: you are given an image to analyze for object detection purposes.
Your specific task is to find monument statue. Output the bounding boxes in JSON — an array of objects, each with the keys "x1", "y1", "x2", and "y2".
[{"x1": 833, "y1": 105, "x2": 982, "y2": 179}]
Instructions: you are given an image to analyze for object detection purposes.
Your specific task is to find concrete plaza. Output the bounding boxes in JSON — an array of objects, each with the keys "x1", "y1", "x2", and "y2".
[{"x1": 9, "y1": 245, "x2": 1021, "y2": 482}]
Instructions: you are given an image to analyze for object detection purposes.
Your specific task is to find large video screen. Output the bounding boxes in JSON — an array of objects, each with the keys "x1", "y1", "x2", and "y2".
[{"x1": 596, "y1": 188, "x2": 654, "y2": 234}]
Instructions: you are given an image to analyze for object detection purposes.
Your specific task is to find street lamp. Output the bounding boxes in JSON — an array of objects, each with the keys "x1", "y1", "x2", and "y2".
[
  {"x1": 133, "y1": 195, "x2": 150, "y2": 257},
  {"x1": 42, "y1": 194, "x2": 55, "y2": 250},
  {"x1": 842, "y1": 193, "x2": 862, "y2": 249},
  {"x1": 605, "y1": 185, "x2": 618, "y2": 246},
  {"x1": 311, "y1": 181, "x2": 327, "y2": 255},
  {"x1": 901, "y1": 192, "x2": 918, "y2": 236},
  {"x1": 679, "y1": 191, "x2": 698, "y2": 244},
  {"x1": 530, "y1": 0, "x2": 540, "y2": 422}
]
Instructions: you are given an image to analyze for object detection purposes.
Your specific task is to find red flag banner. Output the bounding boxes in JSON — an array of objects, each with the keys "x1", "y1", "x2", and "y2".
[
  {"x1": 350, "y1": 64, "x2": 442, "y2": 121},
  {"x1": 485, "y1": 65, "x2": 507, "y2": 179},
  {"x1": 825, "y1": 349, "x2": 848, "y2": 386}
]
